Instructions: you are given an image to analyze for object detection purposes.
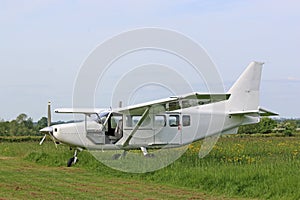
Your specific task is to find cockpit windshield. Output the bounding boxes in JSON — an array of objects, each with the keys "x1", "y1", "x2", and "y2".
[
  {"x1": 86, "y1": 114, "x2": 99, "y2": 122},
  {"x1": 99, "y1": 111, "x2": 110, "y2": 119},
  {"x1": 99, "y1": 111, "x2": 110, "y2": 124},
  {"x1": 86, "y1": 111, "x2": 110, "y2": 124}
]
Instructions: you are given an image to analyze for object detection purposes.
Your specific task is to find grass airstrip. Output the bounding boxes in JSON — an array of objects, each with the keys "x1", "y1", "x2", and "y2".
[{"x1": 0, "y1": 135, "x2": 300, "y2": 199}]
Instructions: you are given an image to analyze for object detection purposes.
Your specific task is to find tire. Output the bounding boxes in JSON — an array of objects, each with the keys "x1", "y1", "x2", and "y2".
[
  {"x1": 112, "y1": 154, "x2": 121, "y2": 160},
  {"x1": 145, "y1": 153, "x2": 155, "y2": 158},
  {"x1": 67, "y1": 157, "x2": 74, "y2": 167}
]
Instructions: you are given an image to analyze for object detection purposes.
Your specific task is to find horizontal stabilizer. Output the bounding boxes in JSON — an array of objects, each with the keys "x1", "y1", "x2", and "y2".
[
  {"x1": 258, "y1": 107, "x2": 279, "y2": 116},
  {"x1": 229, "y1": 110, "x2": 260, "y2": 116},
  {"x1": 229, "y1": 107, "x2": 278, "y2": 116}
]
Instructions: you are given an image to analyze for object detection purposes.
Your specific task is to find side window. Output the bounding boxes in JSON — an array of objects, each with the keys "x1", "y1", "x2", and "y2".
[
  {"x1": 155, "y1": 115, "x2": 166, "y2": 127},
  {"x1": 130, "y1": 115, "x2": 151, "y2": 127},
  {"x1": 131, "y1": 116, "x2": 141, "y2": 127},
  {"x1": 182, "y1": 115, "x2": 191, "y2": 126},
  {"x1": 167, "y1": 102, "x2": 180, "y2": 111},
  {"x1": 125, "y1": 115, "x2": 132, "y2": 127},
  {"x1": 125, "y1": 115, "x2": 166, "y2": 128},
  {"x1": 169, "y1": 115, "x2": 179, "y2": 127}
]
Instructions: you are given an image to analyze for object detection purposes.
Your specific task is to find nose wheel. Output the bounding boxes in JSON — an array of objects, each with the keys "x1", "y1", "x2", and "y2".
[{"x1": 67, "y1": 149, "x2": 79, "y2": 167}]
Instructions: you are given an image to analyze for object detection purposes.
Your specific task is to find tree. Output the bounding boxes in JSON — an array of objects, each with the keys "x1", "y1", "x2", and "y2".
[
  {"x1": 258, "y1": 117, "x2": 277, "y2": 134},
  {"x1": 238, "y1": 123, "x2": 259, "y2": 134},
  {"x1": 8, "y1": 120, "x2": 18, "y2": 136},
  {"x1": 16, "y1": 113, "x2": 28, "y2": 124},
  {"x1": 24, "y1": 117, "x2": 34, "y2": 129},
  {"x1": 0, "y1": 121, "x2": 9, "y2": 136},
  {"x1": 37, "y1": 117, "x2": 48, "y2": 130},
  {"x1": 282, "y1": 120, "x2": 297, "y2": 136},
  {"x1": 0, "y1": 114, "x2": 49, "y2": 136},
  {"x1": 238, "y1": 117, "x2": 277, "y2": 134}
]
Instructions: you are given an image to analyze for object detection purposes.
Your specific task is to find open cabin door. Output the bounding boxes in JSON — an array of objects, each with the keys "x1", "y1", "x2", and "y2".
[
  {"x1": 85, "y1": 112, "x2": 123, "y2": 145},
  {"x1": 85, "y1": 114, "x2": 106, "y2": 144}
]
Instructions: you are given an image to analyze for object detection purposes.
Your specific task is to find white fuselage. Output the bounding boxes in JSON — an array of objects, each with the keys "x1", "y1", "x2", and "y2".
[{"x1": 52, "y1": 100, "x2": 258, "y2": 150}]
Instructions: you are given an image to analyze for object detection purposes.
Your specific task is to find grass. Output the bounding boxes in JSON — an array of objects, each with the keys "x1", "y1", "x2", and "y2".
[
  {"x1": 1, "y1": 135, "x2": 300, "y2": 199},
  {"x1": 0, "y1": 141, "x2": 234, "y2": 200},
  {"x1": 182, "y1": 137, "x2": 300, "y2": 199},
  {"x1": 0, "y1": 158, "x2": 217, "y2": 200}
]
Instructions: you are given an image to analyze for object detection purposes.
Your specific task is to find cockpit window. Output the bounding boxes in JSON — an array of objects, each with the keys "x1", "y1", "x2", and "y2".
[
  {"x1": 99, "y1": 111, "x2": 109, "y2": 118},
  {"x1": 87, "y1": 112, "x2": 109, "y2": 124},
  {"x1": 98, "y1": 111, "x2": 110, "y2": 124},
  {"x1": 87, "y1": 114, "x2": 101, "y2": 122}
]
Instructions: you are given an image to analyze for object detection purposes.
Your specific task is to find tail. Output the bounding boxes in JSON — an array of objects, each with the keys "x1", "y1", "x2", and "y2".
[{"x1": 227, "y1": 61, "x2": 263, "y2": 113}]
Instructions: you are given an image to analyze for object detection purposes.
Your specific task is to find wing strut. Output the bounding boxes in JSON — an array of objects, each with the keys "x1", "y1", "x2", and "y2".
[{"x1": 123, "y1": 107, "x2": 150, "y2": 147}]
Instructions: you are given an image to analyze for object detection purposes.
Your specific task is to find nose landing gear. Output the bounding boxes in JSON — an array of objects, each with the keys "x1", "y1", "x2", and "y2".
[{"x1": 67, "y1": 148, "x2": 81, "y2": 167}]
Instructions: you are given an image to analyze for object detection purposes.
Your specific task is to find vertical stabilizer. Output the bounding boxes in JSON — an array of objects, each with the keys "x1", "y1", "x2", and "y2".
[{"x1": 228, "y1": 62, "x2": 263, "y2": 112}]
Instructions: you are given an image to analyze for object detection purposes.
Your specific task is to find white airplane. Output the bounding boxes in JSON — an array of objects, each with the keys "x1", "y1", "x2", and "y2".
[{"x1": 40, "y1": 61, "x2": 277, "y2": 167}]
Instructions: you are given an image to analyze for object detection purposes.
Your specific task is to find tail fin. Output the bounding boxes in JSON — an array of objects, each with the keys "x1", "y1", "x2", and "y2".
[{"x1": 227, "y1": 62, "x2": 263, "y2": 112}]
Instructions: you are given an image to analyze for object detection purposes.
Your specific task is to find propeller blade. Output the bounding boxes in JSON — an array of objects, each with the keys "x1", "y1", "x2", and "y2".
[
  {"x1": 39, "y1": 101, "x2": 57, "y2": 148},
  {"x1": 47, "y1": 101, "x2": 51, "y2": 127},
  {"x1": 49, "y1": 133, "x2": 58, "y2": 148},
  {"x1": 39, "y1": 134, "x2": 47, "y2": 145}
]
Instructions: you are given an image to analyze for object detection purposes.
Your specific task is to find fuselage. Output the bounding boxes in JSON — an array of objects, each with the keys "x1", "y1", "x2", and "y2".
[{"x1": 51, "y1": 100, "x2": 259, "y2": 151}]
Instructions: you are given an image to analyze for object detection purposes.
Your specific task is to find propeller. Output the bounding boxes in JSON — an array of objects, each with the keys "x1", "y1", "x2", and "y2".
[
  {"x1": 39, "y1": 134, "x2": 47, "y2": 145},
  {"x1": 39, "y1": 101, "x2": 57, "y2": 148}
]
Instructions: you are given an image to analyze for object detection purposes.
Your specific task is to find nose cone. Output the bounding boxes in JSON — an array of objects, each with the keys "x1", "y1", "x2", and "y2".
[
  {"x1": 51, "y1": 122, "x2": 87, "y2": 147},
  {"x1": 40, "y1": 126, "x2": 53, "y2": 133}
]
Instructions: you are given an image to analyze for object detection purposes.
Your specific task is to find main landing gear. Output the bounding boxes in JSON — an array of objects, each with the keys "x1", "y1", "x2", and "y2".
[
  {"x1": 112, "y1": 150, "x2": 127, "y2": 160},
  {"x1": 67, "y1": 148, "x2": 81, "y2": 167},
  {"x1": 111, "y1": 148, "x2": 155, "y2": 160},
  {"x1": 140, "y1": 147, "x2": 155, "y2": 158}
]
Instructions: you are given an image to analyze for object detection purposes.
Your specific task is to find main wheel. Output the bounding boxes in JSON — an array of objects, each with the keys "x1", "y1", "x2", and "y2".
[
  {"x1": 145, "y1": 153, "x2": 155, "y2": 158},
  {"x1": 112, "y1": 153, "x2": 121, "y2": 160}
]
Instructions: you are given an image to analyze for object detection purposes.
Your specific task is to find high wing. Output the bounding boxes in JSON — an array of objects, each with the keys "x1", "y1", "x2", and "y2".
[
  {"x1": 115, "y1": 92, "x2": 230, "y2": 147},
  {"x1": 54, "y1": 108, "x2": 107, "y2": 115},
  {"x1": 116, "y1": 92, "x2": 230, "y2": 115}
]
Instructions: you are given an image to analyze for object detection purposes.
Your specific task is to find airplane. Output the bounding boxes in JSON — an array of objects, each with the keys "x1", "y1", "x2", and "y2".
[{"x1": 39, "y1": 61, "x2": 278, "y2": 167}]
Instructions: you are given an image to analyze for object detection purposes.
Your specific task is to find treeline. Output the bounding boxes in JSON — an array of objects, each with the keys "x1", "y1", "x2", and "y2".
[
  {"x1": 0, "y1": 114, "x2": 47, "y2": 136},
  {"x1": 0, "y1": 114, "x2": 299, "y2": 136},
  {"x1": 238, "y1": 117, "x2": 299, "y2": 136}
]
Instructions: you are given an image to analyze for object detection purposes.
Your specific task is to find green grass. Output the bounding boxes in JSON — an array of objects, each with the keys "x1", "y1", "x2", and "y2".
[
  {"x1": 180, "y1": 137, "x2": 300, "y2": 199},
  {"x1": 0, "y1": 141, "x2": 234, "y2": 200},
  {"x1": 1, "y1": 136, "x2": 300, "y2": 199}
]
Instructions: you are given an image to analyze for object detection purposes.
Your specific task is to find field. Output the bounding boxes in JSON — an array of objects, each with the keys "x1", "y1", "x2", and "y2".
[{"x1": 0, "y1": 135, "x2": 300, "y2": 199}]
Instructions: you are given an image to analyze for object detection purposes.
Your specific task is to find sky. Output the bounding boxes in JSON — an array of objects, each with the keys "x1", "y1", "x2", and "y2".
[{"x1": 0, "y1": 0, "x2": 299, "y2": 121}]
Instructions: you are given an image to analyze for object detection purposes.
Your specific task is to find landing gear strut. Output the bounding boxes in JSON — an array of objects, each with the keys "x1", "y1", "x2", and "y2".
[
  {"x1": 141, "y1": 147, "x2": 155, "y2": 158},
  {"x1": 67, "y1": 149, "x2": 79, "y2": 167}
]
